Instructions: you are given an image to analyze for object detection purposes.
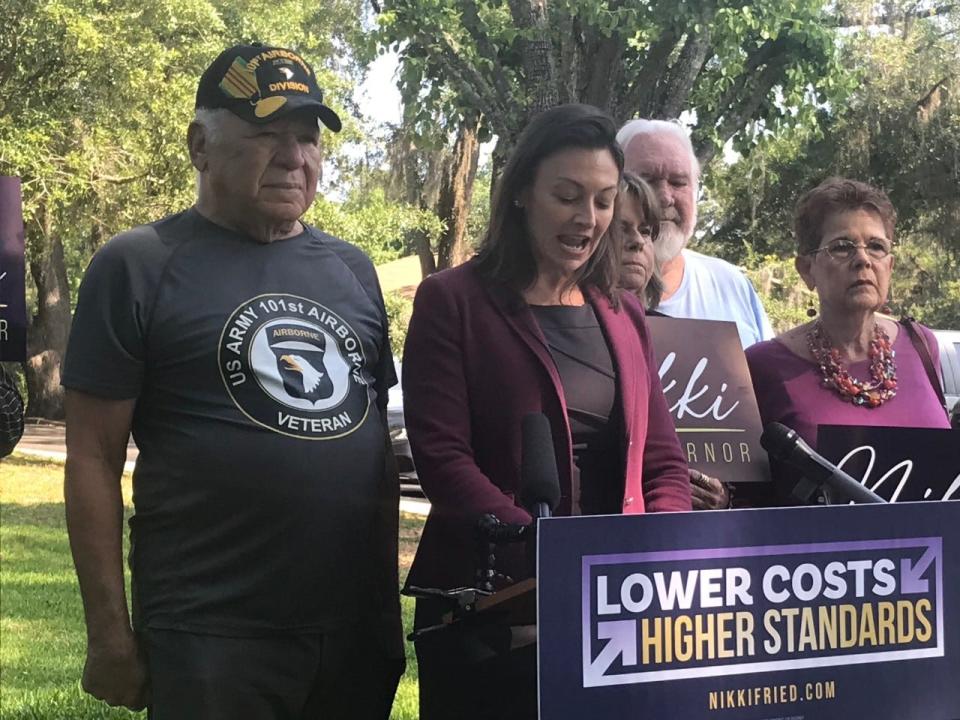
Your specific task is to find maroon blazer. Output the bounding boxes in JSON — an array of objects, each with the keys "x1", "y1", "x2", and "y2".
[{"x1": 403, "y1": 261, "x2": 691, "y2": 591}]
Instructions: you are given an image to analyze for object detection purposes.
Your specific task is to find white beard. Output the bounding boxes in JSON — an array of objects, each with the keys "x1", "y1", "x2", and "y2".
[{"x1": 655, "y1": 222, "x2": 687, "y2": 264}]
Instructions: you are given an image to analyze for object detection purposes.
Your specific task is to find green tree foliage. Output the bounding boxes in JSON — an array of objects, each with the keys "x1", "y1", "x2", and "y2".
[
  {"x1": 383, "y1": 290, "x2": 414, "y2": 358},
  {"x1": 1, "y1": 0, "x2": 219, "y2": 269},
  {"x1": 704, "y1": 0, "x2": 960, "y2": 328},
  {"x1": 0, "y1": 0, "x2": 425, "y2": 417},
  {"x1": 377, "y1": 0, "x2": 848, "y2": 164},
  {"x1": 742, "y1": 254, "x2": 817, "y2": 334},
  {"x1": 373, "y1": 0, "x2": 850, "y2": 277},
  {"x1": 307, "y1": 187, "x2": 443, "y2": 265},
  {"x1": 1, "y1": 0, "x2": 368, "y2": 288},
  {"x1": 1, "y1": 0, "x2": 226, "y2": 415}
]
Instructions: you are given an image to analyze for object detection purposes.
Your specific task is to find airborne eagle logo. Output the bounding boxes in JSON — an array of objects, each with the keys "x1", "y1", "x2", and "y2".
[{"x1": 218, "y1": 294, "x2": 371, "y2": 440}]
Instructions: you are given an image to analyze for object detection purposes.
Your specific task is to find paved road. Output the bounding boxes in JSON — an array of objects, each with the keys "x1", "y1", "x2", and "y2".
[
  {"x1": 19, "y1": 420, "x2": 138, "y2": 465},
  {"x1": 14, "y1": 421, "x2": 429, "y2": 516}
]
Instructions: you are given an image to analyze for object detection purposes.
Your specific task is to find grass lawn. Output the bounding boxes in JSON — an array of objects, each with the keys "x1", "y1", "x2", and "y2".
[{"x1": 0, "y1": 454, "x2": 424, "y2": 719}]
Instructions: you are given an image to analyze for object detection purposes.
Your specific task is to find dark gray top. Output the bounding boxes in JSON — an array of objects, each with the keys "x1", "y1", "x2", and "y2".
[
  {"x1": 62, "y1": 208, "x2": 396, "y2": 635},
  {"x1": 531, "y1": 303, "x2": 622, "y2": 515}
]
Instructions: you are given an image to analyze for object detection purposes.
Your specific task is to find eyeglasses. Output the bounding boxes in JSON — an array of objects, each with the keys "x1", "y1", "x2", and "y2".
[{"x1": 806, "y1": 238, "x2": 893, "y2": 262}]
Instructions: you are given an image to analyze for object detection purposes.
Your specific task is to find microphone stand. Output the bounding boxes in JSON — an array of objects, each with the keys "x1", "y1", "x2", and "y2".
[{"x1": 760, "y1": 422, "x2": 884, "y2": 505}]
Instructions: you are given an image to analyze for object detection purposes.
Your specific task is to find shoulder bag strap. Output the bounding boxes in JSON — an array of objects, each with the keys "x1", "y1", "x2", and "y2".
[{"x1": 900, "y1": 317, "x2": 949, "y2": 419}]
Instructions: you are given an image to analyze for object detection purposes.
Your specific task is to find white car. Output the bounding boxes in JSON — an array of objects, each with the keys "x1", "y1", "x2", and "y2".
[
  {"x1": 387, "y1": 361, "x2": 420, "y2": 496},
  {"x1": 933, "y1": 329, "x2": 960, "y2": 415}
]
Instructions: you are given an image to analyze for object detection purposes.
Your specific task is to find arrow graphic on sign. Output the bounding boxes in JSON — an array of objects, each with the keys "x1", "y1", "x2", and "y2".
[
  {"x1": 584, "y1": 620, "x2": 637, "y2": 685},
  {"x1": 900, "y1": 544, "x2": 938, "y2": 594}
]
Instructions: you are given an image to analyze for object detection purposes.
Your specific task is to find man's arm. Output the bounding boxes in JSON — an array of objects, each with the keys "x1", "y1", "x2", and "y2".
[{"x1": 64, "y1": 389, "x2": 148, "y2": 710}]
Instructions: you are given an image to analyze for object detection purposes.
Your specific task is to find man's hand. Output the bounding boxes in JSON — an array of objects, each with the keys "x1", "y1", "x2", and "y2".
[
  {"x1": 689, "y1": 469, "x2": 732, "y2": 510},
  {"x1": 82, "y1": 631, "x2": 150, "y2": 710}
]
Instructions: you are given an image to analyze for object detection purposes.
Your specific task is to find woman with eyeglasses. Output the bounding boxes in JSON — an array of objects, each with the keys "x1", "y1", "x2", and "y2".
[{"x1": 745, "y1": 177, "x2": 950, "y2": 466}]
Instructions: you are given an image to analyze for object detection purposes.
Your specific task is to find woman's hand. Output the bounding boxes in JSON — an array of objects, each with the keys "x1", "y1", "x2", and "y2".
[{"x1": 689, "y1": 469, "x2": 732, "y2": 510}]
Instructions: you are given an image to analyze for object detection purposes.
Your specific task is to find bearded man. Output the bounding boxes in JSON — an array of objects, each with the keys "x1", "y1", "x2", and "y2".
[{"x1": 617, "y1": 119, "x2": 774, "y2": 348}]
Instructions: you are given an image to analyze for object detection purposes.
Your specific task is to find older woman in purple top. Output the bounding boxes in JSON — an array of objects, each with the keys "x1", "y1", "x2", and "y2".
[{"x1": 746, "y1": 178, "x2": 950, "y2": 458}]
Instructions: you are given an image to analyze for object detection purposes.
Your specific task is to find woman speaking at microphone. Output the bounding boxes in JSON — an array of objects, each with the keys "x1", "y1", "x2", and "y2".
[
  {"x1": 745, "y1": 178, "x2": 949, "y2": 476},
  {"x1": 402, "y1": 104, "x2": 690, "y2": 719}
]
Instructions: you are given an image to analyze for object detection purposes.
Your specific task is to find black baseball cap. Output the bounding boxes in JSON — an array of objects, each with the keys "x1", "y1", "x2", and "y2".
[{"x1": 195, "y1": 43, "x2": 342, "y2": 131}]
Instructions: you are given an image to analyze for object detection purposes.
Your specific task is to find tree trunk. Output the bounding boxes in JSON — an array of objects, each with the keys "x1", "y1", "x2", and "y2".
[
  {"x1": 508, "y1": 0, "x2": 558, "y2": 118},
  {"x1": 654, "y1": 19, "x2": 714, "y2": 119},
  {"x1": 620, "y1": 29, "x2": 679, "y2": 119},
  {"x1": 436, "y1": 117, "x2": 481, "y2": 270},
  {"x1": 410, "y1": 229, "x2": 437, "y2": 277},
  {"x1": 25, "y1": 211, "x2": 72, "y2": 419},
  {"x1": 581, "y1": 33, "x2": 625, "y2": 115},
  {"x1": 491, "y1": 135, "x2": 511, "y2": 188}
]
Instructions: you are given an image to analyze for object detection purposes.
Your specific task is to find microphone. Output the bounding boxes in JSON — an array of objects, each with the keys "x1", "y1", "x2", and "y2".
[
  {"x1": 520, "y1": 413, "x2": 561, "y2": 579},
  {"x1": 476, "y1": 513, "x2": 528, "y2": 543},
  {"x1": 520, "y1": 413, "x2": 561, "y2": 519},
  {"x1": 760, "y1": 422, "x2": 884, "y2": 505}
]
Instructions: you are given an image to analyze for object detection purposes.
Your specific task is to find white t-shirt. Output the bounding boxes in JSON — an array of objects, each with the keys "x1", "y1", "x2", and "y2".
[{"x1": 657, "y1": 249, "x2": 774, "y2": 348}]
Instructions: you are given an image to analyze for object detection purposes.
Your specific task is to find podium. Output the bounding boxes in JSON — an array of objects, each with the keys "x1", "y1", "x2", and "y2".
[
  {"x1": 409, "y1": 501, "x2": 959, "y2": 719},
  {"x1": 441, "y1": 577, "x2": 537, "y2": 626},
  {"x1": 537, "y1": 503, "x2": 959, "y2": 720},
  {"x1": 406, "y1": 577, "x2": 538, "y2": 720}
]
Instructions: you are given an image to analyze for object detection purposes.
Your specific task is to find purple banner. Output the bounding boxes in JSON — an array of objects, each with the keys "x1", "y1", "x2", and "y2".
[
  {"x1": 538, "y1": 503, "x2": 960, "y2": 719},
  {"x1": 0, "y1": 177, "x2": 26, "y2": 361}
]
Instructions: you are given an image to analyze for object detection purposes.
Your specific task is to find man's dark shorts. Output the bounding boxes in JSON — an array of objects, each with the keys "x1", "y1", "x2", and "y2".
[{"x1": 144, "y1": 624, "x2": 404, "y2": 720}]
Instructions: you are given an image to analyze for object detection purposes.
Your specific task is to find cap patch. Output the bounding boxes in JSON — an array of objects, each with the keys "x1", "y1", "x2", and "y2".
[
  {"x1": 219, "y1": 57, "x2": 258, "y2": 100},
  {"x1": 255, "y1": 95, "x2": 287, "y2": 118},
  {"x1": 196, "y1": 43, "x2": 342, "y2": 130}
]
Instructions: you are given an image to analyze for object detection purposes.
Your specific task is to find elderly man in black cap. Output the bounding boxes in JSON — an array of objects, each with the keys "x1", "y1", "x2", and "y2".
[{"x1": 62, "y1": 44, "x2": 403, "y2": 719}]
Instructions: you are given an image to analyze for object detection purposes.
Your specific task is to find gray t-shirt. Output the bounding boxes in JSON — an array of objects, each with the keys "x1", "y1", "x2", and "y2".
[{"x1": 62, "y1": 208, "x2": 397, "y2": 636}]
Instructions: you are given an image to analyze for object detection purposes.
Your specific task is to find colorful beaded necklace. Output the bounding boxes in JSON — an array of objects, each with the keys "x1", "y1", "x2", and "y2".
[{"x1": 806, "y1": 321, "x2": 897, "y2": 407}]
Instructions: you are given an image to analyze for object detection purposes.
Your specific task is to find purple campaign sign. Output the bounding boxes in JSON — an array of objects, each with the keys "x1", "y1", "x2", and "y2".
[
  {"x1": 538, "y1": 503, "x2": 960, "y2": 719},
  {"x1": 0, "y1": 177, "x2": 26, "y2": 361},
  {"x1": 580, "y1": 537, "x2": 943, "y2": 687}
]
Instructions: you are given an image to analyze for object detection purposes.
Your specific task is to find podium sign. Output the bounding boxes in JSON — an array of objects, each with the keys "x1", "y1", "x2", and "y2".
[
  {"x1": 647, "y1": 317, "x2": 769, "y2": 483},
  {"x1": 538, "y1": 503, "x2": 960, "y2": 719},
  {"x1": 0, "y1": 177, "x2": 26, "y2": 361},
  {"x1": 818, "y1": 426, "x2": 959, "y2": 502}
]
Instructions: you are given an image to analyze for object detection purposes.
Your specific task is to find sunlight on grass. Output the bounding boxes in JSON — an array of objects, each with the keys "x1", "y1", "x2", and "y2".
[
  {"x1": 1, "y1": 453, "x2": 133, "y2": 505},
  {"x1": 0, "y1": 453, "x2": 425, "y2": 719}
]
